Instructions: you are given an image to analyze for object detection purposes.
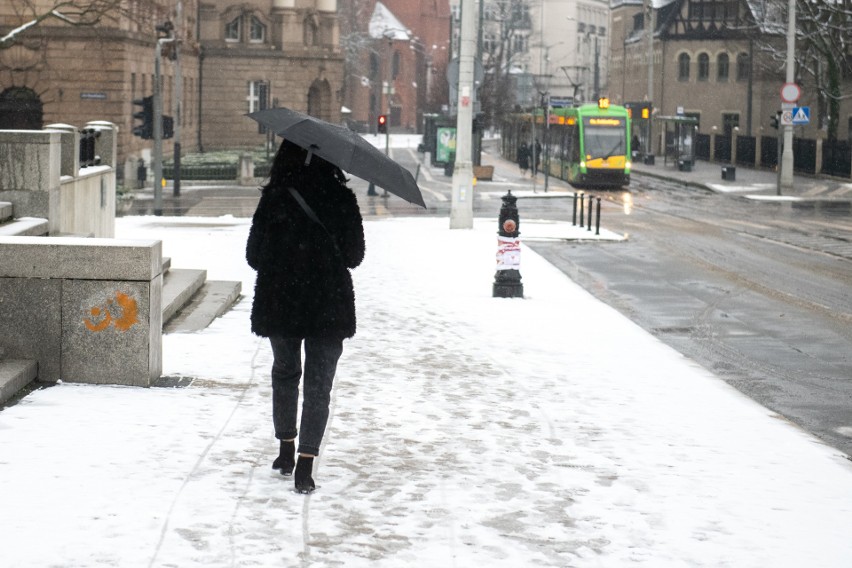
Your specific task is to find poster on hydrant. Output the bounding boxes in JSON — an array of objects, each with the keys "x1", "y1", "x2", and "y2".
[{"x1": 496, "y1": 236, "x2": 520, "y2": 270}]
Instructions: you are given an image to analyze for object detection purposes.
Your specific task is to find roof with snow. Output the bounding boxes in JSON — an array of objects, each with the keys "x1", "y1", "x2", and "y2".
[{"x1": 369, "y1": 2, "x2": 411, "y2": 40}]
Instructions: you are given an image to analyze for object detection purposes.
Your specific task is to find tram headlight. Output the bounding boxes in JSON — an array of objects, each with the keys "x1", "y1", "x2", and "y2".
[
  {"x1": 580, "y1": 160, "x2": 586, "y2": 170},
  {"x1": 625, "y1": 160, "x2": 632, "y2": 171}
]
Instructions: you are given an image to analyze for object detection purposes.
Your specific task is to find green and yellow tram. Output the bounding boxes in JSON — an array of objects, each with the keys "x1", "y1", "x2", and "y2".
[{"x1": 502, "y1": 98, "x2": 632, "y2": 189}]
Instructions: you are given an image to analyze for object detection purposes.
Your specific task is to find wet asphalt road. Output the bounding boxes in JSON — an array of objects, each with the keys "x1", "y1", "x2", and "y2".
[
  {"x1": 125, "y1": 145, "x2": 852, "y2": 457},
  {"x1": 521, "y1": 179, "x2": 852, "y2": 458}
]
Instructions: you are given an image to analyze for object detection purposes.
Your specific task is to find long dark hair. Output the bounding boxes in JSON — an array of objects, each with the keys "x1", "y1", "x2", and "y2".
[{"x1": 263, "y1": 139, "x2": 349, "y2": 192}]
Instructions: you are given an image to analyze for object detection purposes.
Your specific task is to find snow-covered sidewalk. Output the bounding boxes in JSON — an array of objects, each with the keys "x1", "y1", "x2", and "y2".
[{"x1": 1, "y1": 216, "x2": 851, "y2": 567}]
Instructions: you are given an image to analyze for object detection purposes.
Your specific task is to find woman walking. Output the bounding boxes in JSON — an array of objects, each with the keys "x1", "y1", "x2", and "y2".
[{"x1": 246, "y1": 139, "x2": 366, "y2": 494}]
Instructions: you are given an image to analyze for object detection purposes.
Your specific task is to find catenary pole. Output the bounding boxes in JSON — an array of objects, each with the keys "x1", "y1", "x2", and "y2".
[
  {"x1": 449, "y1": 0, "x2": 476, "y2": 229},
  {"x1": 779, "y1": 0, "x2": 795, "y2": 191},
  {"x1": 645, "y1": 0, "x2": 655, "y2": 157},
  {"x1": 173, "y1": 0, "x2": 182, "y2": 197},
  {"x1": 153, "y1": 36, "x2": 163, "y2": 216}
]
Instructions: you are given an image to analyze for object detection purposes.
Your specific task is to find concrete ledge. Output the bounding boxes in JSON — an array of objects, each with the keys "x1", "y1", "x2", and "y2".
[
  {"x1": 0, "y1": 359, "x2": 38, "y2": 407},
  {"x1": 162, "y1": 268, "x2": 206, "y2": 324},
  {"x1": 0, "y1": 217, "x2": 49, "y2": 237},
  {"x1": 0, "y1": 202, "x2": 11, "y2": 223},
  {"x1": 0, "y1": 236, "x2": 162, "y2": 280},
  {"x1": 164, "y1": 280, "x2": 243, "y2": 334}
]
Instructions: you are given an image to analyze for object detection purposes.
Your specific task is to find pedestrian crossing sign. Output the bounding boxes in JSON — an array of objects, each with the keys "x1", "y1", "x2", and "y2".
[{"x1": 792, "y1": 106, "x2": 810, "y2": 125}]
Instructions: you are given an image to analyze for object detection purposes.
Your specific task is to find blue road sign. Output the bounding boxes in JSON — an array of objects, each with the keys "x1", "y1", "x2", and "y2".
[{"x1": 792, "y1": 106, "x2": 810, "y2": 125}]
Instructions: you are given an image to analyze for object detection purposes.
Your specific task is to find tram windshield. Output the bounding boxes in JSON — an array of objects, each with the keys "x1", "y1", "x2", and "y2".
[{"x1": 582, "y1": 117, "x2": 626, "y2": 160}]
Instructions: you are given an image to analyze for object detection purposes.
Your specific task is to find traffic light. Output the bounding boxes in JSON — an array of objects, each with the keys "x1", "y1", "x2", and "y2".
[
  {"x1": 641, "y1": 107, "x2": 650, "y2": 119},
  {"x1": 769, "y1": 111, "x2": 781, "y2": 129},
  {"x1": 162, "y1": 115, "x2": 174, "y2": 139},
  {"x1": 132, "y1": 96, "x2": 153, "y2": 139},
  {"x1": 377, "y1": 114, "x2": 387, "y2": 134}
]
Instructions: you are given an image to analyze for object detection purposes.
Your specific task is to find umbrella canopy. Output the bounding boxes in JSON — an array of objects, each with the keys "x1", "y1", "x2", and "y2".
[{"x1": 247, "y1": 107, "x2": 426, "y2": 208}]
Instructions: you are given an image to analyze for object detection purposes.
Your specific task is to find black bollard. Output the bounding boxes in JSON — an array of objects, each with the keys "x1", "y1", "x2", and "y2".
[
  {"x1": 596, "y1": 197, "x2": 601, "y2": 235},
  {"x1": 493, "y1": 191, "x2": 524, "y2": 298},
  {"x1": 579, "y1": 193, "x2": 585, "y2": 228},
  {"x1": 367, "y1": 182, "x2": 378, "y2": 196},
  {"x1": 587, "y1": 194, "x2": 593, "y2": 231},
  {"x1": 572, "y1": 192, "x2": 578, "y2": 226}
]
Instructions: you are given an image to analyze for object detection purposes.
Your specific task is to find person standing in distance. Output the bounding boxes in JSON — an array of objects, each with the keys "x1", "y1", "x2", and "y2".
[{"x1": 246, "y1": 139, "x2": 366, "y2": 494}]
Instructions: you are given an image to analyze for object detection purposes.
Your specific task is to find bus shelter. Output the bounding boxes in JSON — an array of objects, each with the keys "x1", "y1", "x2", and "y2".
[{"x1": 655, "y1": 115, "x2": 699, "y2": 171}]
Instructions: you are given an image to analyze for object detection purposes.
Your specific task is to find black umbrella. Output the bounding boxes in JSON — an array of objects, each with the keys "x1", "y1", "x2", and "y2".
[{"x1": 247, "y1": 107, "x2": 426, "y2": 208}]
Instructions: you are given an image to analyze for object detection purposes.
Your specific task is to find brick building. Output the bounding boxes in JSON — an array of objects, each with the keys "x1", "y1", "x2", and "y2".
[
  {"x1": 198, "y1": 0, "x2": 343, "y2": 150},
  {"x1": 609, "y1": 0, "x2": 852, "y2": 154},
  {"x1": 340, "y1": 0, "x2": 451, "y2": 133},
  {"x1": 0, "y1": 0, "x2": 343, "y2": 180}
]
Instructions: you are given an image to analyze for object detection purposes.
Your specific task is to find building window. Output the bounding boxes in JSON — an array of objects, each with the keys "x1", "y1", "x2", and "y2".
[
  {"x1": 225, "y1": 16, "x2": 241, "y2": 42},
  {"x1": 483, "y1": 32, "x2": 496, "y2": 54},
  {"x1": 678, "y1": 53, "x2": 690, "y2": 81},
  {"x1": 598, "y1": 26, "x2": 606, "y2": 37},
  {"x1": 304, "y1": 15, "x2": 319, "y2": 46},
  {"x1": 698, "y1": 53, "x2": 710, "y2": 81},
  {"x1": 512, "y1": 34, "x2": 527, "y2": 54},
  {"x1": 736, "y1": 53, "x2": 750, "y2": 81},
  {"x1": 717, "y1": 53, "x2": 729, "y2": 81},
  {"x1": 247, "y1": 80, "x2": 268, "y2": 115},
  {"x1": 369, "y1": 53, "x2": 380, "y2": 79},
  {"x1": 250, "y1": 16, "x2": 265, "y2": 43}
]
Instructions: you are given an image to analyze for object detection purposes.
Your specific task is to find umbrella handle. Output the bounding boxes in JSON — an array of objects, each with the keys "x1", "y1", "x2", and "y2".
[{"x1": 305, "y1": 144, "x2": 318, "y2": 166}]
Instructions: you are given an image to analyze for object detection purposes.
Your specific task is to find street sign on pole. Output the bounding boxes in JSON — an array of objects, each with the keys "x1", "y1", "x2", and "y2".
[
  {"x1": 780, "y1": 83, "x2": 801, "y2": 103},
  {"x1": 792, "y1": 106, "x2": 810, "y2": 125}
]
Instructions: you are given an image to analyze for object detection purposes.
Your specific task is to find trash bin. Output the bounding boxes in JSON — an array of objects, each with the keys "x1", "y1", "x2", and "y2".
[
  {"x1": 678, "y1": 159, "x2": 693, "y2": 172},
  {"x1": 721, "y1": 165, "x2": 736, "y2": 181},
  {"x1": 643, "y1": 154, "x2": 655, "y2": 165}
]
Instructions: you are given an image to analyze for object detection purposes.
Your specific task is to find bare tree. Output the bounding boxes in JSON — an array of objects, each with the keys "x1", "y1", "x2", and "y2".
[
  {"x1": 479, "y1": 0, "x2": 533, "y2": 129},
  {"x1": 1, "y1": 0, "x2": 166, "y2": 50},
  {"x1": 755, "y1": 0, "x2": 852, "y2": 140}
]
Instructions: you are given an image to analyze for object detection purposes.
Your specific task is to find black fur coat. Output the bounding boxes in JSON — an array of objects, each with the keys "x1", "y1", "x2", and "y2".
[{"x1": 246, "y1": 173, "x2": 365, "y2": 339}]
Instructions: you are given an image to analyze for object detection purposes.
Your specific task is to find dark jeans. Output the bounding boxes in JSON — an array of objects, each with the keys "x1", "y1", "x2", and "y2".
[{"x1": 269, "y1": 336, "x2": 343, "y2": 456}]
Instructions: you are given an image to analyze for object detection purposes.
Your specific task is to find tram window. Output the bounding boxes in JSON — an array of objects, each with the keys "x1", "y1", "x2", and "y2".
[{"x1": 584, "y1": 126, "x2": 626, "y2": 160}]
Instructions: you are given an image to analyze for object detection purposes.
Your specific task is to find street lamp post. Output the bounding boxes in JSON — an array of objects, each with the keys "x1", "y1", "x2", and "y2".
[{"x1": 645, "y1": 0, "x2": 655, "y2": 160}]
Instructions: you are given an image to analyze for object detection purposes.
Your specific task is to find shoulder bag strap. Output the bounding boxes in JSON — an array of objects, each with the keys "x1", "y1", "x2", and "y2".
[{"x1": 287, "y1": 186, "x2": 341, "y2": 256}]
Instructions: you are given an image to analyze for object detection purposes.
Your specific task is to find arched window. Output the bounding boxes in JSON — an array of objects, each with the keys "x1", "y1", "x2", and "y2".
[
  {"x1": 392, "y1": 51, "x2": 401, "y2": 79},
  {"x1": 736, "y1": 53, "x2": 750, "y2": 81},
  {"x1": 250, "y1": 16, "x2": 266, "y2": 43},
  {"x1": 717, "y1": 53, "x2": 729, "y2": 81},
  {"x1": 678, "y1": 53, "x2": 690, "y2": 81},
  {"x1": 369, "y1": 53, "x2": 380, "y2": 79},
  {"x1": 698, "y1": 53, "x2": 710, "y2": 81},
  {"x1": 0, "y1": 87, "x2": 43, "y2": 130},
  {"x1": 225, "y1": 16, "x2": 241, "y2": 41}
]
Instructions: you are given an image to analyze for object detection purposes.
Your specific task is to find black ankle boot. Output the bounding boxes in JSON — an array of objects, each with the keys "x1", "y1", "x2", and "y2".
[
  {"x1": 272, "y1": 440, "x2": 295, "y2": 475},
  {"x1": 294, "y1": 456, "x2": 315, "y2": 494}
]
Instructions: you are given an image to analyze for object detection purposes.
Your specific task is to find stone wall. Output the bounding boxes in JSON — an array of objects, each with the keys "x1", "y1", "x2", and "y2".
[
  {"x1": 0, "y1": 236, "x2": 163, "y2": 386},
  {"x1": 0, "y1": 122, "x2": 116, "y2": 237}
]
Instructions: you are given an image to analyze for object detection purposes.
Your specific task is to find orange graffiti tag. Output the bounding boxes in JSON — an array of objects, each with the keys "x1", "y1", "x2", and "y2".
[{"x1": 83, "y1": 291, "x2": 140, "y2": 332}]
